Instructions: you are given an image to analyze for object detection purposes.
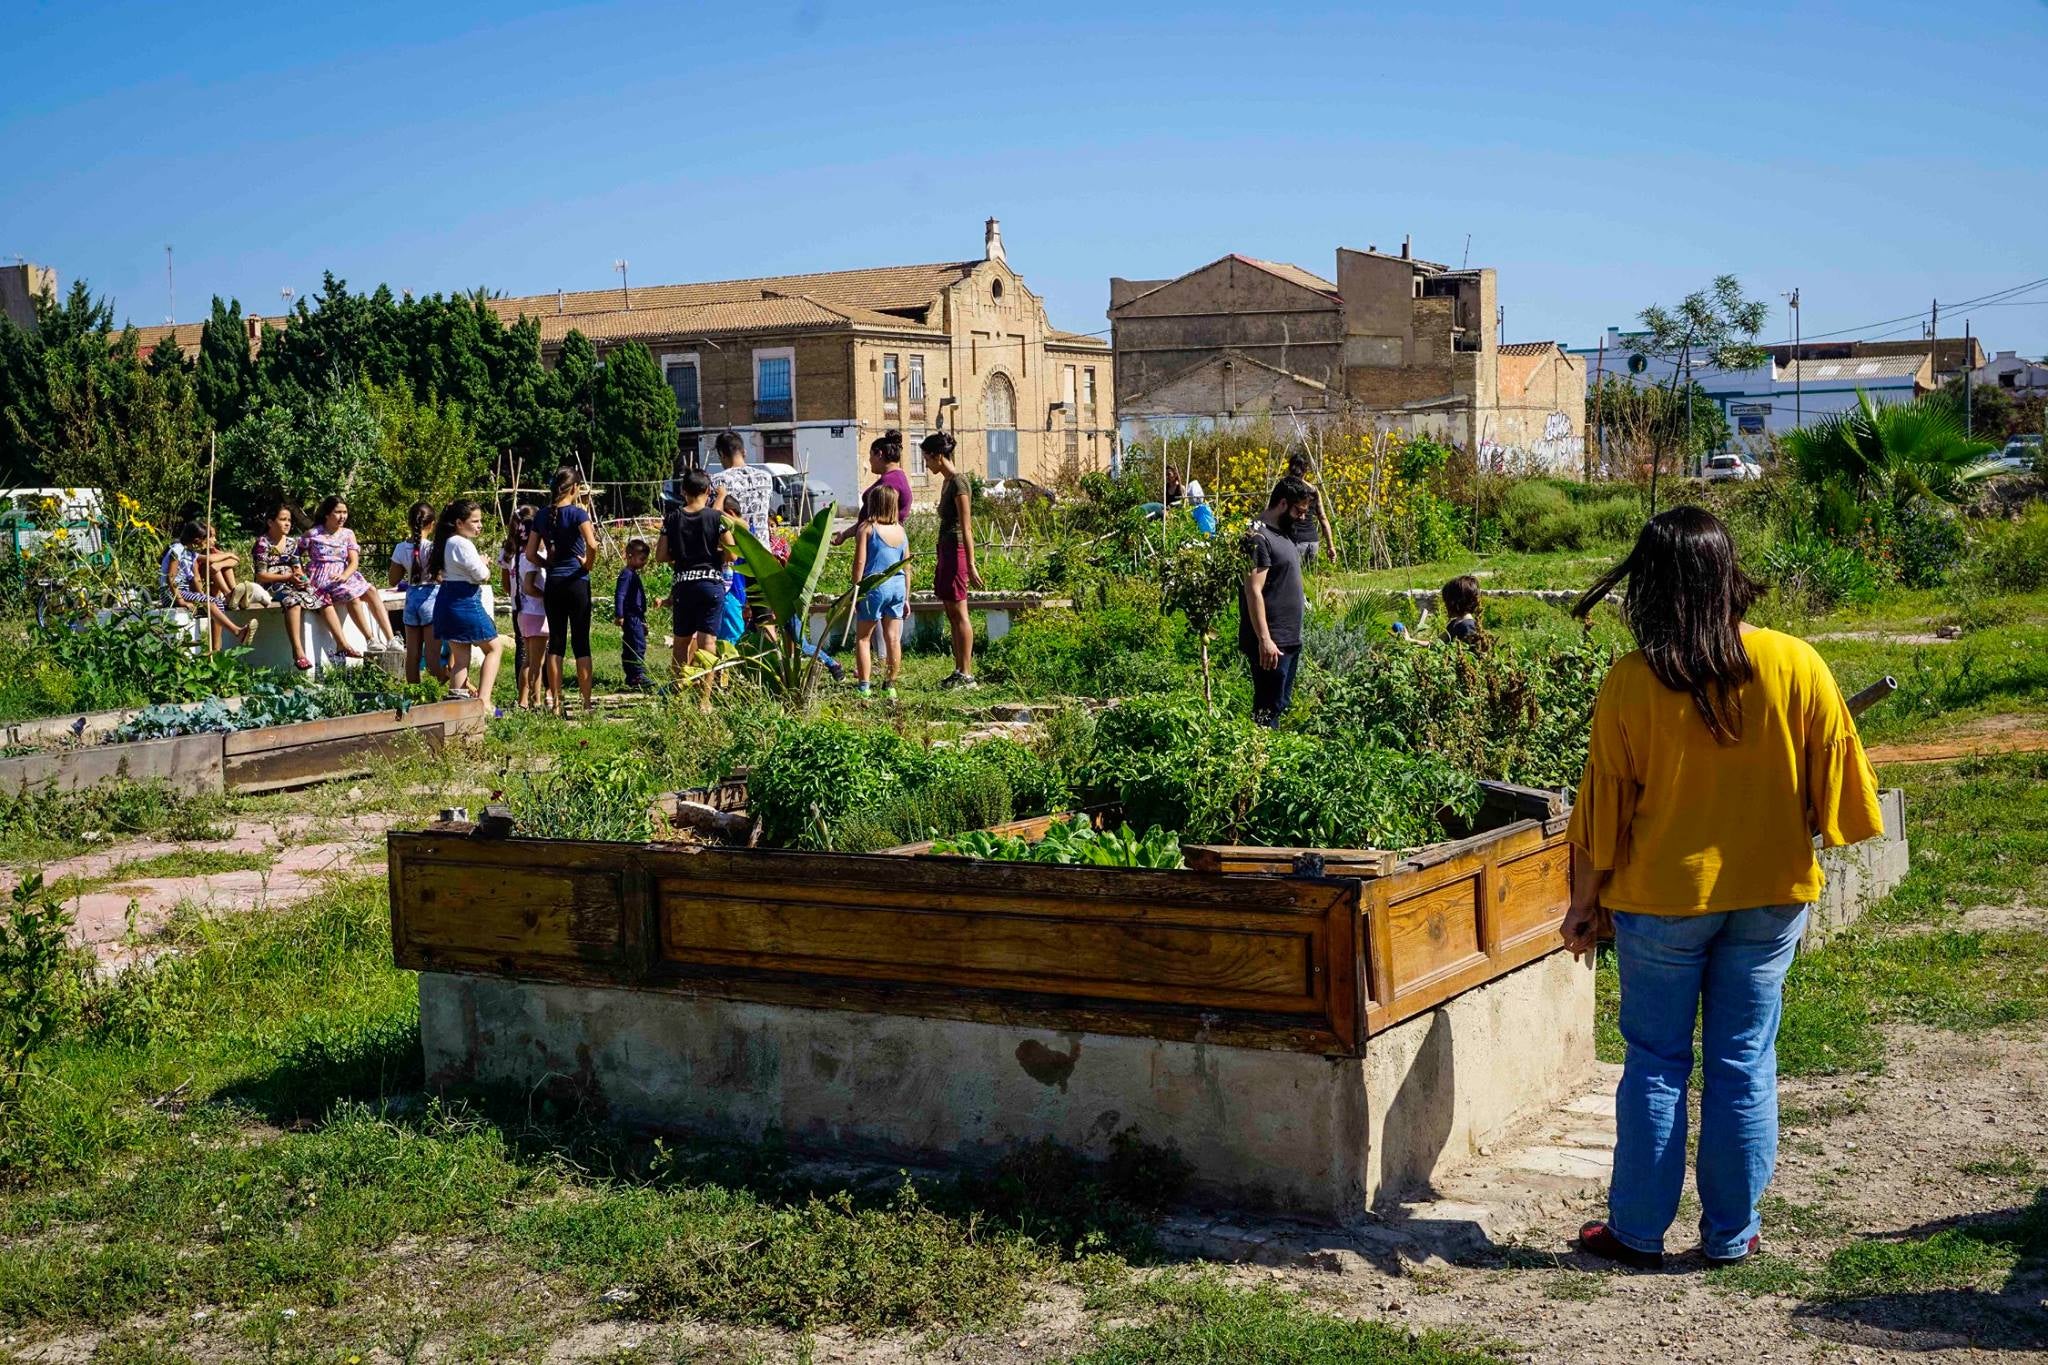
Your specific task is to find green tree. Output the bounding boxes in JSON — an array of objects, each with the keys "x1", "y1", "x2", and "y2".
[
  {"x1": 195, "y1": 296, "x2": 256, "y2": 430},
  {"x1": 362, "y1": 381, "x2": 490, "y2": 541},
  {"x1": 589, "y1": 339, "x2": 677, "y2": 500},
  {"x1": 1781, "y1": 390, "x2": 2001, "y2": 534},
  {"x1": 0, "y1": 281, "x2": 116, "y2": 487},
  {"x1": 38, "y1": 329, "x2": 208, "y2": 532},
  {"x1": 1629, "y1": 275, "x2": 1770, "y2": 509},
  {"x1": 550, "y1": 328, "x2": 599, "y2": 460},
  {"x1": 217, "y1": 382, "x2": 381, "y2": 526},
  {"x1": 1590, "y1": 374, "x2": 1730, "y2": 475}
]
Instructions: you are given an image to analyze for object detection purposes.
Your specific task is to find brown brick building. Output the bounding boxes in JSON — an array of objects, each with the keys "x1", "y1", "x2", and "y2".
[
  {"x1": 1109, "y1": 242, "x2": 1584, "y2": 471},
  {"x1": 131, "y1": 221, "x2": 1113, "y2": 505}
]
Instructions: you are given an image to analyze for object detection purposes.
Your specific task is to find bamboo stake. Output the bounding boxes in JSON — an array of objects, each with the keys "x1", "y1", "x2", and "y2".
[{"x1": 203, "y1": 430, "x2": 217, "y2": 652}]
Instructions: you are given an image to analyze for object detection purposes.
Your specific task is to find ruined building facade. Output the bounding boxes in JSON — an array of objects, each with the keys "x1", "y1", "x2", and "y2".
[{"x1": 1108, "y1": 244, "x2": 1584, "y2": 471}]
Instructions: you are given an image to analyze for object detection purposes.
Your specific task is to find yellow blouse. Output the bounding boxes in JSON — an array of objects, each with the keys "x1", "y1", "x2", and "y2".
[{"x1": 1566, "y1": 627, "x2": 1885, "y2": 915}]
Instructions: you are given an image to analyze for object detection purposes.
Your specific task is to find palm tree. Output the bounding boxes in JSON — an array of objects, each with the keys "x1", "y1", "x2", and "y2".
[{"x1": 1780, "y1": 390, "x2": 2001, "y2": 514}]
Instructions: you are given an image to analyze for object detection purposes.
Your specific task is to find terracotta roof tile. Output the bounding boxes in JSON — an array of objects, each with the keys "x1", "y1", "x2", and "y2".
[
  {"x1": 531, "y1": 295, "x2": 940, "y2": 346},
  {"x1": 1498, "y1": 341, "x2": 1562, "y2": 356},
  {"x1": 493, "y1": 261, "x2": 979, "y2": 325}
]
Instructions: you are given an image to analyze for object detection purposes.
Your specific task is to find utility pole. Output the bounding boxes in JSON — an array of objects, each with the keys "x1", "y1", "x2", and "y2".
[
  {"x1": 1930, "y1": 297, "x2": 1939, "y2": 346},
  {"x1": 1591, "y1": 336, "x2": 1607, "y2": 479},
  {"x1": 1964, "y1": 320, "x2": 1973, "y2": 436},
  {"x1": 1785, "y1": 288, "x2": 1801, "y2": 431},
  {"x1": 165, "y1": 245, "x2": 175, "y2": 325}
]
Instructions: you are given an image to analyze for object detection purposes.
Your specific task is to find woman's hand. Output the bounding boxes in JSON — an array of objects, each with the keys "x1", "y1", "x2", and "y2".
[{"x1": 1559, "y1": 902, "x2": 1609, "y2": 960}]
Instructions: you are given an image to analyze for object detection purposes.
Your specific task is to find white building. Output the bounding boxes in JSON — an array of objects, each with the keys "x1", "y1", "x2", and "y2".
[
  {"x1": 1972, "y1": 349, "x2": 2048, "y2": 396},
  {"x1": 1571, "y1": 328, "x2": 1932, "y2": 447}
]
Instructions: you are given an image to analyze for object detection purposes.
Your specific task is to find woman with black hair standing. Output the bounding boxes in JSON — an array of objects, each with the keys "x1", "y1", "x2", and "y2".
[
  {"x1": 525, "y1": 467, "x2": 599, "y2": 715},
  {"x1": 1561, "y1": 506, "x2": 1883, "y2": 1272},
  {"x1": 922, "y1": 431, "x2": 981, "y2": 687}
]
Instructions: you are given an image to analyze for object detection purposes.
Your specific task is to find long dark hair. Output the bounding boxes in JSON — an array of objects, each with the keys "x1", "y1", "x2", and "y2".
[
  {"x1": 501, "y1": 503, "x2": 536, "y2": 561},
  {"x1": 405, "y1": 501, "x2": 434, "y2": 586},
  {"x1": 1575, "y1": 506, "x2": 1761, "y2": 744},
  {"x1": 427, "y1": 499, "x2": 482, "y2": 577},
  {"x1": 314, "y1": 494, "x2": 347, "y2": 527}
]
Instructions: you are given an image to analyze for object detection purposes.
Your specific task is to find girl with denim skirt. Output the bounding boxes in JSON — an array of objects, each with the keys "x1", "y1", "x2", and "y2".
[
  {"x1": 1560, "y1": 507, "x2": 1883, "y2": 1273},
  {"x1": 428, "y1": 499, "x2": 505, "y2": 702}
]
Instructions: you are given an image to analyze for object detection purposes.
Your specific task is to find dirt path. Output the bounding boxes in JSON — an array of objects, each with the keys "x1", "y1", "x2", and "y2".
[
  {"x1": 1867, "y1": 713, "x2": 2048, "y2": 765},
  {"x1": 3, "y1": 812, "x2": 398, "y2": 965}
]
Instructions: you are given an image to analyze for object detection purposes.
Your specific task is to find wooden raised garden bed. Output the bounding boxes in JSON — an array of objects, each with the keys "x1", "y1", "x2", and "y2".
[{"x1": 388, "y1": 780, "x2": 1572, "y2": 1055}]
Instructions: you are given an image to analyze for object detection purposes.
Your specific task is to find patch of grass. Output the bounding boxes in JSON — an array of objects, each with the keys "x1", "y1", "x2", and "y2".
[
  {"x1": 1541, "y1": 1271, "x2": 1608, "y2": 1301},
  {"x1": 1779, "y1": 1093, "x2": 1867, "y2": 1128},
  {"x1": 513, "y1": 1179, "x2": 1050, "y2": 1333},
  {"x1": 1758, "y1": 1193, "x2": 1848, "y2": 1238},
  {"x1": 1060, "y1": 1273, "x2": 1510, "y2": 1365},
  {"x1": 1959, "y1": 1151, "x2": 2038, "y2": 1181},
  {"x1": 49, "y1": 848, "x2": 274, "y2": 901},
  {"x1": 0, "y1": 1103, "x2": 542, "y2": 1326},
  {"x1": 1709, "y1": 1250, "x2": 1814, "y2": 1297},
  {"x1": 1821, "y1": 1191, "x2": 2047, "y2": 1298},
  {"x1": 0, "y1": 780, "x2": 232, "y2": 865}
]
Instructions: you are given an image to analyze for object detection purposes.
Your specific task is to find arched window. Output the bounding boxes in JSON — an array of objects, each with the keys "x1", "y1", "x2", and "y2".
[{"x1": 983, "y1": 372, "x2": 1016, "y2": 429}]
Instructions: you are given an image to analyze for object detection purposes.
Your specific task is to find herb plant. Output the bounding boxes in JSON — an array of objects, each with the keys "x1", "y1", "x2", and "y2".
[{"x1": 931, "y1": 815, "x2": 1185, "y2": 869}]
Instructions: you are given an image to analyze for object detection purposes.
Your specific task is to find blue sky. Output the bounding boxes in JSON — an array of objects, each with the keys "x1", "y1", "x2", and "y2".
[{"x1": 6, "y1": 0, "x2": 2045, "y2": 358}]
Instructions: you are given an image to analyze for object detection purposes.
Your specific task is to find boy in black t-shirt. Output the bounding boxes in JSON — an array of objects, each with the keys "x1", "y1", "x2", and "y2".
[{"x1": 1441, "y1": 574, "x2": 1484, "y2": 649}]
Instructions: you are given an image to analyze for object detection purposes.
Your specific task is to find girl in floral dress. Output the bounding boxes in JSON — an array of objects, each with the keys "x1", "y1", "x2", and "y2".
[
  {"x1": 306, "y1": 495, "x2": 394, "y2": 651},
  {"x1": 253, "y1": 499, "x2": 353, "y2": 667}
]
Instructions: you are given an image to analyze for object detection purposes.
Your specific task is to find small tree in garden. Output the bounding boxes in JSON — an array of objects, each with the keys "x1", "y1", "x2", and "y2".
[
  {"x1": 1161, "y1": 531, "x2": 1241, "y2": 705},
  {"x1": 1630, "y1": 275, "x2": 1770, "y2": 510},
  {"x1": 730, "y1": 504, "x2": 907, "y2": 710}
]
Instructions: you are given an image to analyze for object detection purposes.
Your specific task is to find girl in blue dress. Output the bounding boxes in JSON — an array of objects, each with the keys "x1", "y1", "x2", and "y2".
[{"x1": 850, "y1": 484, "x2": 910, "y2": 699}]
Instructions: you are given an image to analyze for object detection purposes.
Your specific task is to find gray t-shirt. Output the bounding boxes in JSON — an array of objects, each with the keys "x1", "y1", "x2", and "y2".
[{"x1": 1240, "y1": 520, "x2": 1304, "y2": 653}]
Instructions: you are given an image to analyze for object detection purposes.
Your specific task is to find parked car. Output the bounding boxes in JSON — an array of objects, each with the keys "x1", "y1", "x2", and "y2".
[
  {"x1": 1990, "y1": 435, "x2": 2042, "y2": 474},
  {"x1": 758, "y1": 462, "x2": 834, "y2": 523},
  {"x1": 1701, "y1": 453, "x2": 1762, "y2": 482}
]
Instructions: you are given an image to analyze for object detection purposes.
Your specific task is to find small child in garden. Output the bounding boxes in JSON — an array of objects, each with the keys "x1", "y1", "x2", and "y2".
[
  {"x1": 516, "y1": 533, "x2": 551, "y2": 710},
  {"x1": 1441, "y1": 575, "x2": 1485, "y2": 649},
  {"x1": 615, "y1": 538, "x2": 651, "y2": 689}
]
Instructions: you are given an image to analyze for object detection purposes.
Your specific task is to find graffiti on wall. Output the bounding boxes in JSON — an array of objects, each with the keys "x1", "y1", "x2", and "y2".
[{"x1": 1481, "y1": 411, "x2": 1584, "y2": 472}]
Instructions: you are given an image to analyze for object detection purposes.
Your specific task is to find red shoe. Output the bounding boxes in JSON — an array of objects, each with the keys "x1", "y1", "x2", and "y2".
[
  {"x1": 1577, "y1": 1221, "x2": 1665, "y2": 1270},
  {"x1": 295, "y1": 655, "x2": 312, "y2": 670},
  {"x1": 1705, "y1": 1234, "x2": 1761, "y2": 1268}
]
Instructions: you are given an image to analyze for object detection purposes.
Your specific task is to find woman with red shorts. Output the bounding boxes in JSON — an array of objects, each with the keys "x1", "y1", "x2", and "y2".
[{"x1": 922, "y1": 431, "x2": 982, "y2": 688}]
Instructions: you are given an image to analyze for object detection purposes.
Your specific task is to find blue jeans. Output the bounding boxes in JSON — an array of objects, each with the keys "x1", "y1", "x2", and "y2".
[{"x1": 1608, "y1": 904, "x2": 1808, "y2": 1258}]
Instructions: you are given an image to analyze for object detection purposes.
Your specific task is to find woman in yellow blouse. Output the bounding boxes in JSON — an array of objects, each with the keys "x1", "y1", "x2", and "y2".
[{"x1": 1560, "y1": 507, "x2": 1883, "y2": 1271}]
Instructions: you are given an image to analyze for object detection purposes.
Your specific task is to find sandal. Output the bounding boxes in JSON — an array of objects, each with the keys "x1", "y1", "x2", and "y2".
[
  {"x1": 294, "y1": 655, "x2": 312, "y2": 671},
  {"x1": 1576, "y1": 1221, "x2": 1665, "y2": 1271},
  {"x1": 239, "y1": 619, "x2": 260, "y2": 645}
]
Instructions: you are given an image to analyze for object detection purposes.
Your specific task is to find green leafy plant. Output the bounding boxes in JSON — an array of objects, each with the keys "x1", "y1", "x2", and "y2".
[
  {"x1": 731, "y1": 504, "x2": 907, "y2": 708},
  {"x1": 0, "y1": 873, "x2": 89, "y2": 1107},
  {"x1": 1085, "y1": 695, "x2": 1482, "y2": 850},
  {"x1": 1782, "y1": 390, "x2": 2002, "y2": 529},
  {"x1": 504, "y1": 746, "x2": 663, "y2": 843},
  {"x1": 932, "y1": 814, "x2": 1186, "y2": 869}
]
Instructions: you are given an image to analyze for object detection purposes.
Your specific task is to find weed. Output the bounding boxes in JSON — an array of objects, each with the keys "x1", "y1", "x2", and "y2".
[
  {"x1": 0, "y1": 873, "x2": 90, "y2": 1106},
  {"x1": 1541, "y1": 1271, "x2": 1608, "y2": 1301}
]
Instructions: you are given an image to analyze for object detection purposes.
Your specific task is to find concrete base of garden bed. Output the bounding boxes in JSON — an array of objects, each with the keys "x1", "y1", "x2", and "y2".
[
  {"x1": 416, "y1": 946, "x2": 1595, "y2": 1222},
  {"x1": 1807, "y1": 787, "x2": 1910, "y2": 949}
]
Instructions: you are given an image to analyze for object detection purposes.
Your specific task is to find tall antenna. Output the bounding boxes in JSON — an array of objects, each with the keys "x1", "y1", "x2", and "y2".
[
  {"x1": 1461, "y1": 234, "x2": 1471, "y2": 269},
  {"x1": 614, "y1": 258, "x2": 630, "y2": 310},
  {"x1": 164, "y1": 245, "x2": 175, "y2": 324}
]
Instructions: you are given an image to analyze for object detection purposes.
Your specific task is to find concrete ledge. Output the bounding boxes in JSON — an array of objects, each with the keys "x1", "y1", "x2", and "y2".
[
  {"x1": 417, "y1": 947, "x2": 1594, "y2": 1222},
  {"x1": 1808, "y1": 787, "x2": 1910, "y2": 950}
]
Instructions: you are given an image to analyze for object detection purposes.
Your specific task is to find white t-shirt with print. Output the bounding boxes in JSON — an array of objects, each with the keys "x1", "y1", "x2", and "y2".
[{"x1": 711, "y1": 463, "x2": 774, "y2": 542}]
